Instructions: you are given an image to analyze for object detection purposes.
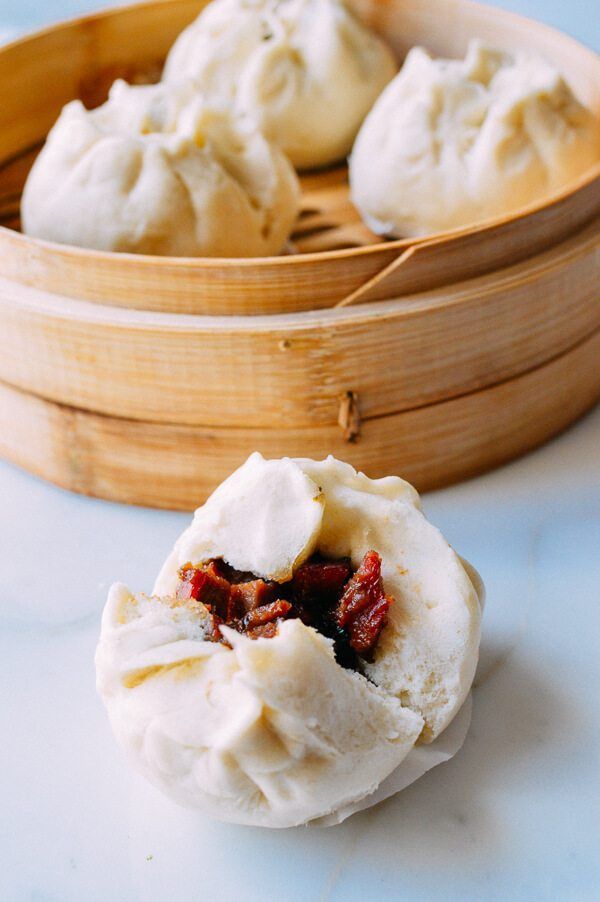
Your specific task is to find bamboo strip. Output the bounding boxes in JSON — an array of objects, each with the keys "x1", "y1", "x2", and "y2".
[
  {"x1": 0, "y1": 219, "x2": 597, "y2": 427},
  {"x1": 1, "y1": 328, "x2": 598, "y2": 510}
]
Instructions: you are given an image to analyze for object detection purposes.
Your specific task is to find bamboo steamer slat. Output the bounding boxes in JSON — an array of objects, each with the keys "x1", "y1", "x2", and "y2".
[
  {"x1": 0, "y1": 0, "x2": 598, "y2": 316},
  {"x1": 0, "y1": 220, "x2": 597, "y2": 428},
  {"x1": 1, "y1": 329, "x2": 598, "y2": 510},
  {"x1": 0, "y1": 0, "x2": 598, "y2": 505}
]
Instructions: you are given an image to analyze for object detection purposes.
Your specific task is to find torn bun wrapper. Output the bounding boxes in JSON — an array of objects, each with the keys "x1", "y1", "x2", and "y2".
[{"x1": 96, "y1": 454, "x2": 483, "y2": 828}]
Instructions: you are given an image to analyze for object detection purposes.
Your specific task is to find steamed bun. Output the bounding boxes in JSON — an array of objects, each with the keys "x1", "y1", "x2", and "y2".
[
  {"x1": 97, "y1": 454, "x2": 482, "y2": 828},
  {"x1": 350, "y1": 41, "x2": 600, "y2": 237},
  {"x1": 22, "y1": 79, "x2": 300, "y2": 257},
  {"x1": 97, "y1": 586, "x2": 423, "y2": 828},
  {"x1": 163, "y1": 0, "x2": 397, "y2": 169}
]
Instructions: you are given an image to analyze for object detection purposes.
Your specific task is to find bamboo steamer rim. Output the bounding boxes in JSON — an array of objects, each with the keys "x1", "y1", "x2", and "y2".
[
  {"x1": 10, "y1": 215, "x2": 595, "y2": 332},
  {"x1": 1, "y1": 218, "x2": 596, "y2": 432},
  {"x1": 1, "y1": 0, "x2": 599, "y2": 271}
]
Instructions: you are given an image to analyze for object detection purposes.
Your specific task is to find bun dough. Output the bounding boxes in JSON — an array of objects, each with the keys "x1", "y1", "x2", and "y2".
[
  {"x1": 157, "y1": 453, "x2": 325, "y2": 583},
  {"x1": 350, "y1": 41, "x2": 600, "y2": 237},
  {"x1": 97, "y1": 454, "x2": 482, "y2": 827},
  {"x1": 22, "y1": 80, "x2": 300, "y2": 257},
  {"x1": 295, "y1": 457, "x2": 481, "y2": 741},
  {"x1": 163, "y1": 0, "x2": 397, "y2": 169},
  {"x1": 97, "y1": 586, "x2": 423, "y2": 828}
]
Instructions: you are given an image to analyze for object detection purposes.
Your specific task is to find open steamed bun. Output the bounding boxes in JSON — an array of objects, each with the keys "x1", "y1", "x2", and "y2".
[
  {"x1": 96, "y1": 454, "x2": 482, "y2": 828},
  {"x1": 97, "y1": 588, "x2": 424, "y2": 828},
  {"x1": 350, "y1": 40, "x2": 600, "y2": 237},
  {"x1": 163, "y1": 0, "x2": 397, "y2": 169},
  {"x1": 22, "y1": 79, "x2": 300, "y2": 257}
]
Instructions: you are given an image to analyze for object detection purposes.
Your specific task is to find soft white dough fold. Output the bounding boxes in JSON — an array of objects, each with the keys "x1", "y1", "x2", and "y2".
[
  {"x1": 97, "y1": 585, "x2": 423, "y2": 828},
  {"x1": 163, "y1": 0, "x2": 397, "y2": 169},
  {"x1": 155, "y1": 453, "x2": 324, "y2": 587},
  {"x1": 22, "y1": 80, "x2": 300, "y2": 257},
  {"x1": 350, "y1": 40, "x2": 600, "y2": 237},
  {"x1": 97, "y1": 453, "x2": 483, "y2": 827},
  {"x1": 295, "y1": 457, "x2": 481, "y2": 740}
]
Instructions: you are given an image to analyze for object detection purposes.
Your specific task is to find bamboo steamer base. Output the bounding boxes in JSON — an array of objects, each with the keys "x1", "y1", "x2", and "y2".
[{"x1": 2, "y1": 329, "x2": 598, "y2": 510}]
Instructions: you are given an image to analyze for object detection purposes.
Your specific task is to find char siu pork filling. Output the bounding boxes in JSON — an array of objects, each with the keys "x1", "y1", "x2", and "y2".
[{"x1": 176, "y1": 551, "x2": 392, "y2": 670}]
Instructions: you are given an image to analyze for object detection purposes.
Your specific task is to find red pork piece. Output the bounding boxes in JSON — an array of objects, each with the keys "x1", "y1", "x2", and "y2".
[
  {"x1": 235, "y1": 600, "x2": 293, "y2": 639},
  {"x1": 175, "y1": 562, "x2": 290, "y2": 642},
  {"x1": 229, "y1": 580, "x2": 278, "y2": 619},
  {"x1": 292, "y1": 559, "x2": 351, "y2": 602},
  {"x1": 175, "y1": 552, "x2": 392, "y2": 661},
  {"x1": 335, "y1": 551, "x2": 391, "y2": 657},
  {"x1": 176, "y1": 562, "x2": 231, "y2": 619},
  {"x1": 244, "y1": 622, "x2": 279, "y2": 640},
  {"x1": 176, "y1": 562, "x2": 277, "y2": 622}
]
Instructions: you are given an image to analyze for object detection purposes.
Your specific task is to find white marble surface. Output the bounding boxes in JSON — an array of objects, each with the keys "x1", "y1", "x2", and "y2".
[
  {"x1": 0, "y1": 1, "x2": 599, "y2": 900},
  {"x1": 1, "y1": 405, "x2": 599, "y2": 902}
]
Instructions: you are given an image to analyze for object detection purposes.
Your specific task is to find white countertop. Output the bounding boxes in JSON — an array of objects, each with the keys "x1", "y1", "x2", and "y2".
[
  {"x1": 0, "y1": 2, "x2": 599, "y2": 900},
  {"x1": 2, "y1": 405, "x2": 598, "y2": 901}
]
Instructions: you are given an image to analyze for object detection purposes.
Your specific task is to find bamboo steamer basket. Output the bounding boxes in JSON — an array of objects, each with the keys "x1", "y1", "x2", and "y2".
[
  {"x1": 0, "y1": 219, "x2": 598, "y2": 508},
  {"x1": 0, "y1": 220, "x2": 597, "y2": 428},
  {"x1": 0, "y1": 327, "x2": 598, "y2": 510},
  {"x1": 0, "y1": 0, "x2": 598, "y2": 507},
  {"x1": 0, "y1": 0, "x2": 599, "y2": 316}
]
